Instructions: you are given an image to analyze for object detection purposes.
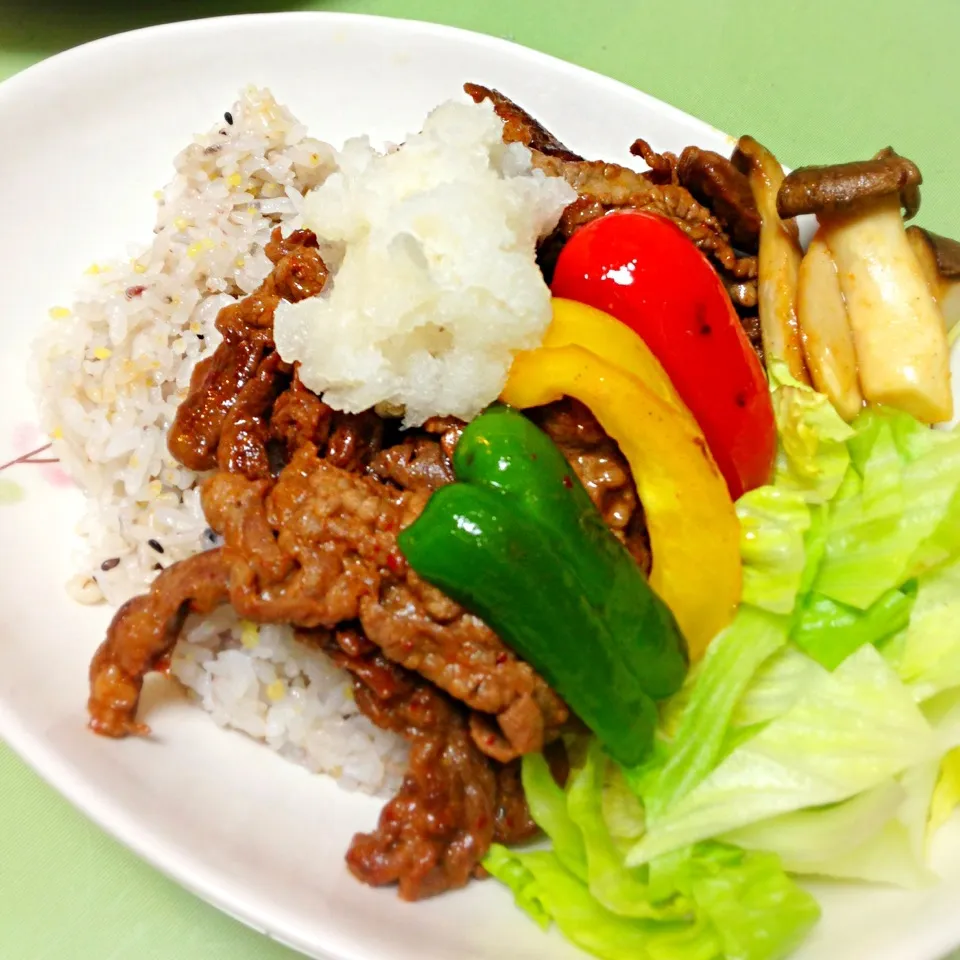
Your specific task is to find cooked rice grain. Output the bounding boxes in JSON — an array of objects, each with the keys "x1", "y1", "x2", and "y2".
[
  {"x1": 35, "y1": 88, "x2": 406, "y2": 795},
  {"x1": 35, "y1": 87, "x2": 335, "y2": 604}
]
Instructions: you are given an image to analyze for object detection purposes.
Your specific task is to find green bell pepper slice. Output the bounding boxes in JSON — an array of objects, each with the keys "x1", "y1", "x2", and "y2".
[{"x1": 398, "y1": 405, "x2": 688, "y2": 765}]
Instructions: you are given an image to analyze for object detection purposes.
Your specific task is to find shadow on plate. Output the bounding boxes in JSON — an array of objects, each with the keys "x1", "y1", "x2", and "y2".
[{"x1": 1, "y1": 0, "x2": 326, "y2": 63}]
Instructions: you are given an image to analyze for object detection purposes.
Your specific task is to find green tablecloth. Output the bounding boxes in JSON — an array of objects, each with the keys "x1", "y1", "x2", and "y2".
[{"x1": 2, "y1": 2, "x2": 958, "y2": 957}]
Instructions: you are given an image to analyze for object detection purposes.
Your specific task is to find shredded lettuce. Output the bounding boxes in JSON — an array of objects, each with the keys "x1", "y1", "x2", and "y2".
[
  {"x1": 521, "y1": 752, "x2": 587, "y2": 879},
  {"x1": 813, "y1": 409, "x2": 960, "y2": 608},
  {"x1": 722, "y1": 764, "x2": 940, "y2": 889},
  {"x1": 627, "y1": 645, "x2": 940, "y2": 865},
  {"x1": 485, "y1": 848, "x2": 724, "y2": 960},
  {"x1": 737, "y1": 487, "x2": 811, "y2": 614},
  {"x1": 886, "y1": 556, "x2": 960, "y2": 702},
  {"x1": 734, "y1": 366, "x2": 850, "y2": 616},
  {"x1": 767, "y1": 361, "x2": 853, "y2": 502},
  {"x1": 568, "y1": 741, "x2": 689, "y2": 919},
  {"x1": 791, "y1": 584, "x2": 917, "y2": 671},
  {"x1": 486, "y1": 746, "x2": 819, "y2": 960},
  {"x1": 636, "y1": 608, "x2": 787, "y2": 822},
  {"x1": 739, "y1": 401, "x2": 960, "y2": 674},
  {"x1": 721, "y1": 781, "x2": 908, "y2": 870},
  {"x1": 728, "y1": 646, "x2": 822, "y2": 730},
  {"x1": 668, "y1": 843, "x2": 820, "y2": 960},
  {"x1": 487, "y1": 378, "x2": 960, "y2": 960},
  {"x1": 929, "y1": 747, "x2": 960, "y2": 839}
]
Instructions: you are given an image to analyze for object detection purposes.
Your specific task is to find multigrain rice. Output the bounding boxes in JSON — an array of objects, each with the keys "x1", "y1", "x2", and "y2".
[
  {"x1": 34, "y1": 88, "x2": 407, "y2": 795},
  {"x1": 35, "y1": 87, "x2": 568, "y2": 798}
]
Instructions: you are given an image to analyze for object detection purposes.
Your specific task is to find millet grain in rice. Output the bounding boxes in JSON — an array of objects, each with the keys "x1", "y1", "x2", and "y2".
[
  {"x1": 36, "y1": 88, "x2": 571, "y2": 798},
  {"x1": 35, "y1": 87, "x2": 336, "y2": 607},
  {"x1": 33, "y1": 89, "x2": 408, "y2": 796}
]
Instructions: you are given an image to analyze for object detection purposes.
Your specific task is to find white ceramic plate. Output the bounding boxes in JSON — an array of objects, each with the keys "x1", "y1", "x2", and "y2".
[{"x1": 2, "y1": 13, "x2": 960, "y2": 960}]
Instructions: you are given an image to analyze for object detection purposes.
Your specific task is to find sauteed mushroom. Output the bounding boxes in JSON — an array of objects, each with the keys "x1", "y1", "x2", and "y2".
[
  {"x1": 796, "y1": 234, "x2": 864, "y2": 421},
  {"x1": 733, "y1": 136, "x2": 810, "y2": 385},
  {"x1": 777, "y1": 149, "x2": 922, "y2": 220},
  {"x1": 778, "y1": 151, "x2": 952, "y2": 424},
  {"x1": 907, "y1": 226, "x2": 960, "y2": 335}
]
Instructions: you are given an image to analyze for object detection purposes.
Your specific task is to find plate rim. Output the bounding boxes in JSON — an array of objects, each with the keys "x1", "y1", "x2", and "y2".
[
  {"x1": 0, "y1": 12, "x2": 736, "y2": 959},
  {"x1": 3, "y1": 12, "x2": 949, "y2": 960}
]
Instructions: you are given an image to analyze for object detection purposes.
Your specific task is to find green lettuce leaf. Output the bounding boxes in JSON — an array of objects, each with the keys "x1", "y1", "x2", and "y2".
[
  {"x1": 722, "y1": 780, "x2": 907, "y2": 870},
  {"x1": 485, "y1": 847, "x2": 723, "y2": 960},
  {"x1": 886, "y1": 556, "x2": 960, "y2": 702},
  {"x1": 601, "y1": 760, "x2": 647, "y2": 851},
  {"x1": 521, "y1": 751, "x2": 587, "y2": 880},
  {"x1": 488, "y1": 740, "x2": 819, "y2": 960},
  {"x1": 722, "y1": 763, "x2": 940, "y2": 889},
  {"x1": 483, "y1": 845, "x2": 552, "y2": 930},
  {"x1": 768, "y1": 360, "x2": 853, "y2": 502},
  {"x1": 488, "y1": 751, "x2": 819, "y2": 960},
  {"x1": 636, "y1": 607, "x2": 788, "y2": 823},
  {"x1": 728, "y1": 646, "x2": 822, "y2": 730},
  {"x1": 813, "y1": 408, "x2": 960, "y2": 608},
  {"x1": 627, "y1": 645, "x2": 939, "y2": 865},
  {"x1": 737, "y1": 487, "x2": 812, "y2": 614},
  {"x1": 666, "y1": 843, "x2": 820, "y2": 960},
  {"x1": 797, "y1": 761, "x2": 939, "y2": 888},
  {"x1": 929, "y1": 747, "x2": 960, "y2": 838},
  {"x1": 568, "y1": 739, "x2": 688, "y2": 919},
  {"x1": 791, "y1": 584, "x2": 917, "y2": 671},
  {"x1": 486, "y1": 840, "x2": 817, "y2": 960}
]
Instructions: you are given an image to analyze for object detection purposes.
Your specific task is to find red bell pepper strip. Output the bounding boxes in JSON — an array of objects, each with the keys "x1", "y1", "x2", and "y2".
[{"x1": 551, "y1": 210, "x2": 776, "y2": 500}]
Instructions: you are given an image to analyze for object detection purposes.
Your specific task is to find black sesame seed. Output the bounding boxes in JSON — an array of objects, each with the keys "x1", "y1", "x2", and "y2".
[
  {"x1": 197, "y1": 334, "x2": 205, "y2": 341},
  {"x1": 100, "y1": 557, "x2": 120, "y2": 572},
  {"x1": 152, "y1": 562, "x2": 164, "y2": 572},
  {"x1": 224, "y1": 111, "x2": 234, "y2": 125},
  {"x1": 147, "y1": 538, "x2": 165, "y2": 554}
]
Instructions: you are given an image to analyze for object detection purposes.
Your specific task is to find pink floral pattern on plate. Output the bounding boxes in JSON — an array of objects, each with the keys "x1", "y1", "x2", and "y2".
[{"x1": 0, "y1": 423, "x2": 70, "y2": 505}]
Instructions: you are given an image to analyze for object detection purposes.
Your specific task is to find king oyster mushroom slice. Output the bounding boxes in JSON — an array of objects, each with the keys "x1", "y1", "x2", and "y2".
[
  {"x1": 796, "y1": 233, "x2": 865, "y2": 422},
  {"x1": 776, "y1": 148, "x2": 922, "y2": 221},
  {"x1": 732, "y1": 136, "x2": 811, "y2": 386},
  {"x1": 777, "y1": 150, "x2": 953, "y2": 425},
  {"x1": 907, "y1": 226, "x2": 960, "y2": 335}
]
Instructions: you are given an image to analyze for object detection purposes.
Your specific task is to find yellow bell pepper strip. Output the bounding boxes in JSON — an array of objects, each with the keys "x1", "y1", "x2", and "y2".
[
  {"x1": 543, "y1": 298, "x2": 682, "y2": 410},
  {"x1": 501, "y1": 342, "x2": 741, "y2": 659}
]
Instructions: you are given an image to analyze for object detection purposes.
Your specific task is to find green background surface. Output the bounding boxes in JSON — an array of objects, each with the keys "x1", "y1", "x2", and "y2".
[{"x1": 1, "y1": 2, "x2": 958, "y2": 957}]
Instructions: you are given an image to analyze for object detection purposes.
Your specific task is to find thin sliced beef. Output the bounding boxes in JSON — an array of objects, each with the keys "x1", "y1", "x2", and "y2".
[
  {"x1": 677, "y1": 146, "x2": 762, "y2": 253},
  {"x1": 630, "y1": 138, "x2": 679, "y2": 185},
  {"x1": 89, "y1": 444, "x2": 568, "y2": 762},
  {"x1": 325, "y1": 410, "x2": 385, "y2": 472},
  {"x1": 319, "y1": 628, "x2": 536, "y2": 900},
  {"x1": 534, "y1": 399, "x2": 652, "y2": 574},
  {"x1": 87, "y1": 549, "x2": 229, "y2": 737},
  {"x1": 217, "y1": 352, "x2": 291, "y2": 480},
  {"x1": 462, "y1": 83, "x2": 582, "y2": 161},
  {"x1": 168, "y1": 229, "x2": 328, "y2": 472},
  {"x1": 466, "y1": 84, "x2": 760, "y2": 311},
  {"x1": 369, "y1": 435, "x2": 455, "y2": 491},
  {"x1": 270, "y1": 371, "x2": 334, "y2": 457},
  {"x1": 422, "y1": 416, "x2": 465, "y2": 463},
  {"x1": 169, "y1": 334, "x2": 272, "y2": 472}
]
